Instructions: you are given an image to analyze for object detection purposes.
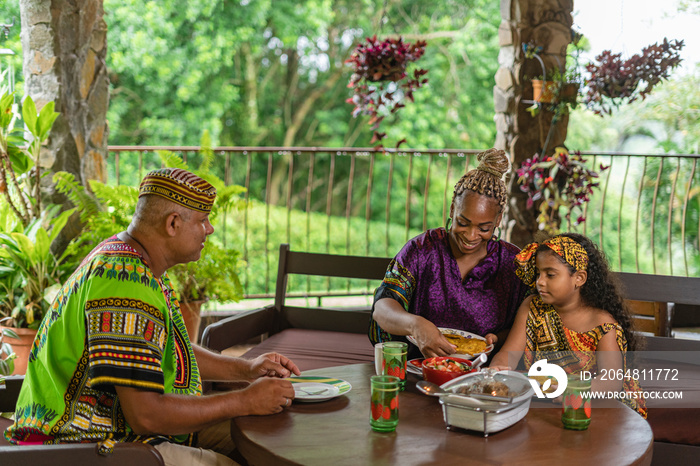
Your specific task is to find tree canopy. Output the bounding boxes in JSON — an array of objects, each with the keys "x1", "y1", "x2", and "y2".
[{"x1": 104, "y1": 0, "x2": 501, "y2": 149}]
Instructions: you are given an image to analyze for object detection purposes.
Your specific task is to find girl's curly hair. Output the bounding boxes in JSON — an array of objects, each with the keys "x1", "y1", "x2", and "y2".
[{"x1": 550, "y1": 233, "x2": 639, "y2": 351}]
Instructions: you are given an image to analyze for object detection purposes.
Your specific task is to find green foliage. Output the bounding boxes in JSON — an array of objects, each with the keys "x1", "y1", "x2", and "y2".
[
  {"x1": 52, "y1": 172, "x2": 102, "y2": 223},
  {"x1": 103, "y1": 0, "x2": 500, "y2": 150},
  {"x1": 0, "y1": 319, "x2": 18, "y2": 376},
  {"x1": 59, "y1": 179, "x2": 137, "y2": 263},
  {"x1": 0, "y1": 205, "x2": 77, "y2": 328},
  {"x1": 159, "y1": 135, "x2": 246, "y2": 303},
  {"x1": 173, "y1": 241, "x2": 243, "y2": 303},
  {"x1": 0, "y1": 65, "x2": 66, "y2": 328},
  {"x1": 0, "y1": 89, "x2": 61, "y2": 227}
]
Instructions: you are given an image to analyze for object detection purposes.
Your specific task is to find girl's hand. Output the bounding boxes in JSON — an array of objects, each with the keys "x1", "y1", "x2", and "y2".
[{"x1": 487, "y1": 364, "x2": 511, "y2": 372}]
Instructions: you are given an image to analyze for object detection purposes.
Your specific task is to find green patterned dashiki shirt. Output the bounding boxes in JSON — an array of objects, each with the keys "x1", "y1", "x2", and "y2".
[{"x1": 5, "y1": 236, "x2": 202, "y2": 446}]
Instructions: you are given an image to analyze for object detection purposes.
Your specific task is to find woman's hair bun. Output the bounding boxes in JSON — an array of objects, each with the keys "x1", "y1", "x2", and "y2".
[{"x1": 477, "y1": 148, "x2": 510, "y2": 178}]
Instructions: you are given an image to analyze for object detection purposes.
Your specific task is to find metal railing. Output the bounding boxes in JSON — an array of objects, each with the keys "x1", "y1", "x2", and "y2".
[{"x1": 107, "y1": 146, "x2": 700, "y2": 302}]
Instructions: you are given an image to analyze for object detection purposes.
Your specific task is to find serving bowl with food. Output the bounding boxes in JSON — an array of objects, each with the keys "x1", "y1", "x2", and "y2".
[
  {"x1": 421, "y1": 357, "x2": 477, "y2": 385},
  {"x1": 437, "y1": 370, "x2": 534, "y2": 436},
  {"x1": 407, "y1": 328, "x2": 494, "y2": 360}
]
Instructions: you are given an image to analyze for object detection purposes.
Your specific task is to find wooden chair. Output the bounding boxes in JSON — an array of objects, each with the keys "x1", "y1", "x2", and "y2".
[
  {"x1": 202, "y1": 243, "x2": 391, "y2": 351},
  {"x1": 615, "y1": 272, "x2": 700, "y2": 337},
  {"x1": 0, "y1": 375, "x2": 164, "y2": 465}
]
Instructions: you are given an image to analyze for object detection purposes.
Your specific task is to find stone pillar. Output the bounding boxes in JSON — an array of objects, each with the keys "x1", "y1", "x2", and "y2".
[
  {"x1": 495, "y1": 0, "x2": 573, "y2": 246},
  {"x1": 20, "y1": 0, "x2": 109, "y2": 187}
]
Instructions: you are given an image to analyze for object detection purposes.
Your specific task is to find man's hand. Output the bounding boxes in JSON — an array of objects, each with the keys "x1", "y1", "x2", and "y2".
[
  {"x1": 411, "y1": 319, "x2": 456, "y2": 357},
  {"x1": 239, "y1": 377, "x2": 296, "y2": 416},
  {"x1": 247, "y1": 353, "x2": 301, "y2": 380}
]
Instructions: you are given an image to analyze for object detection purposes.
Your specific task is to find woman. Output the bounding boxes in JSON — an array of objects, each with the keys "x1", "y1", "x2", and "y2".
[{"x1": 369, "y1": 148, "x2": 527, "y2": 358}]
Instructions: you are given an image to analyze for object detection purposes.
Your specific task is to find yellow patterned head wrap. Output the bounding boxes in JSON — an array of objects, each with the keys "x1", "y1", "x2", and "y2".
[
  {"x1": 515, "y1": 235, "x2": 589, "y2": 287},
  {"x1": 138, "y1": 168, "x2": 216, "y2": 213}
]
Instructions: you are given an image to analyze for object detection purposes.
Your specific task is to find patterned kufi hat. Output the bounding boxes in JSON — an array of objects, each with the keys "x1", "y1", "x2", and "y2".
[
  {"x1": 514, "y1": 235, "x2": 589, "y2": 287},
  {"x1": 138, "y1": 168, "x2": 216, "y2": 213}
]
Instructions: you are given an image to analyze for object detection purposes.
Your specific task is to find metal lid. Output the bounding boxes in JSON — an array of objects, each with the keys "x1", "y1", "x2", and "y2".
[{"x1": 439, "y1": 370, "x2": 534, "y2": 408}]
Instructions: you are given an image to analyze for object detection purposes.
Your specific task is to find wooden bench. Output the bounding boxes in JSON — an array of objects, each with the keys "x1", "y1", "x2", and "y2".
[
  {"x1": 202, "y1": 245, "x2": 698, "y2": 361},
  {"x1": 201, "y1": 243, "x2": 392, "y2": 372},
  {"x1": 616, "y1": 272, "x2": 700, "y2": 338}
]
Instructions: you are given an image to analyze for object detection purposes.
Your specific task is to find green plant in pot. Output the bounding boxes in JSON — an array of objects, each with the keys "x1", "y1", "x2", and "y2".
[
  {"x1": 523, "y1": 36, "x2": 584, "y2": 118},
  {"x1": 0, "y1": 205, "x2": 76, "y2": 328},
  {"x1": 0, "y1": 82, "x2": 69, "y2": 374}
]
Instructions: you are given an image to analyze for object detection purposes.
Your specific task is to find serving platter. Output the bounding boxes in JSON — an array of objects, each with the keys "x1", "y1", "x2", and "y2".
[{"x1": 407, "y1": 327, "x2": 494, "y2": 360}]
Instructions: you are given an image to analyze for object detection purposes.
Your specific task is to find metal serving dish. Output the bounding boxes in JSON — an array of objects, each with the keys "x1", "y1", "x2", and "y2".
[{"x1": 438, "y1": 370, "x2": 534, "y2": 437}]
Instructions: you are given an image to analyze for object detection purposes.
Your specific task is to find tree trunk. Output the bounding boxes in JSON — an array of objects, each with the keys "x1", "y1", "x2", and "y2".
[
  {"x1": 495, "y1": 0, "x2": 573, "y2": 247},
  {"x1": 20, "y1": 0, "x2": 109, "y2": 251}
]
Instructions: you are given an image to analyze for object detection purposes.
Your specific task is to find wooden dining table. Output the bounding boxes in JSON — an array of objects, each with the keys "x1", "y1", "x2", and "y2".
[{"x1": 231, "y1": 363, "x2": 653, "y2": 465}]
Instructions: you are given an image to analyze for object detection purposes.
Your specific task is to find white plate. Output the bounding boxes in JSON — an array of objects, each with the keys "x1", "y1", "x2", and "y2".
[
  {"x1": 289, "y1": 376, "x2": 352, "y2": 403},
  {"x1": 406, "y1": 327, "x2": 494, "y2": 360}
]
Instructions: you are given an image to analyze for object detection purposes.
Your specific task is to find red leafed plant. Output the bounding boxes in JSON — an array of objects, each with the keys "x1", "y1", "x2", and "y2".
[
  {"x1": 516, "y1": 147, "x2": 609, "y2": 233},
  {"x1": 345, "y1": 35, "x2": 428, "y2": 149},
  {"x1": 584, "y1": 38, "x2": 684, "y2": 116}
]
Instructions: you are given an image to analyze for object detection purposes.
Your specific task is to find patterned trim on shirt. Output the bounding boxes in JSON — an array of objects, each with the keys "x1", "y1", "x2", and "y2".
[
  {"x1": 85, "y1": 298, "x2": 167, "y2": 391},
  {"x1": 378, "y1": 259, "x2": 415, "y2": 310},
  {"x1": 169, "y1": 294, "x2": 198, "y2": 392}
]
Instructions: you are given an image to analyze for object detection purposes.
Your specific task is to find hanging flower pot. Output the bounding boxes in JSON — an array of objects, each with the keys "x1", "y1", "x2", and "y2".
[
  {"x1": 532, "y1": 80, "x2": 579, "y2": 105},
  {"x1": 345, "y1": 35, "x2": 428, "y2": 149},
  {"x1": 532, "y1": 79, "x2": 557, "y2": 103}
]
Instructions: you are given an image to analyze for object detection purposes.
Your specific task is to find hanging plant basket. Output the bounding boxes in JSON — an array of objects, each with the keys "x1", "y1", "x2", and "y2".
[{"x1": 345, "y1": 35, "x2": 428, "y2": 149}]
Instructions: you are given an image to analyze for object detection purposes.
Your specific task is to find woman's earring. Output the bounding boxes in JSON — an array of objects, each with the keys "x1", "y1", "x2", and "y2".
[
  {"x1": 494, "y1": 226, "x2": 502, "y2": 241},
  {"x1": 445, "y1": 217, "x2": 452, "y2": 231}
]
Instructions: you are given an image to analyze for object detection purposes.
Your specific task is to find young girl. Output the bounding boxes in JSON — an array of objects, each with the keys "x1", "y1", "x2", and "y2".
[{"x1": 489, "y1": 233, "x2": 646, "y2": 417}]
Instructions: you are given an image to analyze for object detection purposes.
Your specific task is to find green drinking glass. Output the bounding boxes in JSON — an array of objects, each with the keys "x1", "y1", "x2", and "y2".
[
  {"x1": 381, "y1": 341, "x2": 407, "y2": 390},
  {"x1": 370, "y1": 375, "x2": 400, "y2": 432},
  {"x1": 561, "y1": 373, "x2": 592, "y2": 430}
]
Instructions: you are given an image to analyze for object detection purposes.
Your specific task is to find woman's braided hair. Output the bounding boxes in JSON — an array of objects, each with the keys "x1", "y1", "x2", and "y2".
[{"x1": 452, "y1": 148, "x2": 510, "y2": 211}]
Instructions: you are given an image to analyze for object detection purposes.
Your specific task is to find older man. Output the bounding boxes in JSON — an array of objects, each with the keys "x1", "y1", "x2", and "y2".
[{"x1": 5, "y1": 168, "x2": 299, "y2": 465}]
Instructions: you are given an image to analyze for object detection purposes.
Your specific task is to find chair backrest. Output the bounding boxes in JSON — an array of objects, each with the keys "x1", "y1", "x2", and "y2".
[
  {"x1": 273, "y1": 244, "x2": 392, "y2": 333},
  {"x1": 0, "y1": 375, "x2": 24, "y2": 413},
  {"x1": 614, "y1": 272, "x2": 700, "y2": 337}
]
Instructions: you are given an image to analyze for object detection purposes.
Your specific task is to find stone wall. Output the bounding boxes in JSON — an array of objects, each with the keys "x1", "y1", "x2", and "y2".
[
  {"x1": 495, "y1": 0, "x2": 573, "y2": 246},
  {"x1": 20, "y1": 0, "x2": 109, "y2": 187}
]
